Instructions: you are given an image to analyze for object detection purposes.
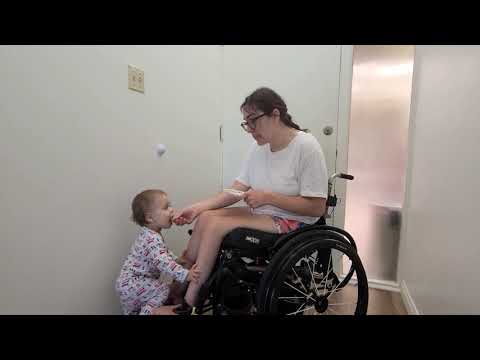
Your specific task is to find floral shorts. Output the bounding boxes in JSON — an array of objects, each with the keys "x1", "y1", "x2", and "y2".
[{"x1": 272, "y1": 216, "x2": 308, "y2": 234}]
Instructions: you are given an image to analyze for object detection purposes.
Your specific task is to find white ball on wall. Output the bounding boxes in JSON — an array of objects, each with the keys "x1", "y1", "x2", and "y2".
[{"x1": 156, "y1": 143, "x2": 167, "y2": 158}]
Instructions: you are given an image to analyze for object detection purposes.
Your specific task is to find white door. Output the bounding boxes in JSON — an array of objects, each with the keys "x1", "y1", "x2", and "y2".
[{"x1": 221, "y1": 45, "x2": 349, "y2": 226}]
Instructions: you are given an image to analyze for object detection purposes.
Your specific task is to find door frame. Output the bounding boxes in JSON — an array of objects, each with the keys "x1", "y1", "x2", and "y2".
[{"x1": 332, "y1": 45, "x2": 354, "y2": 229}]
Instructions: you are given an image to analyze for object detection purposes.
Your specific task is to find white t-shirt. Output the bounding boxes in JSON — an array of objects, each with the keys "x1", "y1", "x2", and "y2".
[{"x1": 236, "y1": 131, "x2": 328, "y2": 225}]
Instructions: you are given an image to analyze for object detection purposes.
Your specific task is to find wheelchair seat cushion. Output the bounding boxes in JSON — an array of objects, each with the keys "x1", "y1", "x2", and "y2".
[{"x1": 221, "y1": 228, "x2": 282, "y2": 251}]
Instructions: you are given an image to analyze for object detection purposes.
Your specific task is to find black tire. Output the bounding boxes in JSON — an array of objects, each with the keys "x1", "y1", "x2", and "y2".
[
  {"x1": 316, "y1": 225, "x2": 358, "y2": 252},
  {"x1": 258, "y1": 237, "x2": 368, "y2": 315},
  {"x1": 313, "y1": 227, "x2": 358, "y2": 289},
  {"x1": 257, "y1": 229, "x2": 359, "y2": 310},
  {"x1": 285, "y1": 227, "x2": 357, "y2": 289}
]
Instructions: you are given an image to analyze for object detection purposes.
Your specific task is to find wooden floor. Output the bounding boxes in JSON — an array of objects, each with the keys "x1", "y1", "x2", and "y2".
[
  {"x1": 365, "y1": 287, "x2": 407, "y2": 315},
  {"x1": 153, "y1": 286, "x2": 408, "y2": 315},
  {"x1": 296, "y1": 285, "x2": 407, "y2": 315},
  {"x1": 310, "y1": 285, "x2": 407, "y2": 315}
]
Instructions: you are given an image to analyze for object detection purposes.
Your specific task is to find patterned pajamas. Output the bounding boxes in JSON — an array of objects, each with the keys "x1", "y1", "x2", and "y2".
[
  {"x1": 116, "y1": 227, "x2": 188, "y2": 315},
  {"x1": 116, "y1": 275, "x2": 171, "y2": 315}
]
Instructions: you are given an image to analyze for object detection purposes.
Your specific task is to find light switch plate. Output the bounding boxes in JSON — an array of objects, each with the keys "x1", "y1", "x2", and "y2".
[{"x1": 128, "y1": 65, "x2": 144, "y2": 93}]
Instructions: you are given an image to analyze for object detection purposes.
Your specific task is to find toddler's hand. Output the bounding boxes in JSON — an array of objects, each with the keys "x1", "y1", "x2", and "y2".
[
  {"x1": 176, "y1": 249, "x2": 190, "y2": 267},
  {"x1": 187, "y1": 263, "x2": 201, "y2": 283}
]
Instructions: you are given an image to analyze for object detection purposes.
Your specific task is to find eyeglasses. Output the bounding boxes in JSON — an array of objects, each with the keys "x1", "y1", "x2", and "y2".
[{"x1": 240, "y1": 113, "x2": 266, "y2": 132}]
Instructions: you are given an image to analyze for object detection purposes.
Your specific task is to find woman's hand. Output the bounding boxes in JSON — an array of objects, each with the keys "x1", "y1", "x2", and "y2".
[
  {"x1": 172, "y1": 205, "x2": 201, "y2": 225},
  {"x1": 244, "y1": 190, "x2": 272, "y2": 209}
]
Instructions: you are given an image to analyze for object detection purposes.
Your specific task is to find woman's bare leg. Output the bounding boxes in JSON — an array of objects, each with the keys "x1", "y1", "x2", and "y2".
[
  {"x1": 183, "y1": 208, "x2": 252, "y2": 265},
  {"x1": 175, "y1": 208, "x2": 253, "y2": 298},
  {"x1": 184, "y1": 210, "x2": 277, "y2": 307}
]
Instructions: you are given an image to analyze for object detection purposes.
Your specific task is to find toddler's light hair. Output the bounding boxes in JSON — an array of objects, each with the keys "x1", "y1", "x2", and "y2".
[{"x1": 131, "y1": 189, "x2": 166, "y2": 226}]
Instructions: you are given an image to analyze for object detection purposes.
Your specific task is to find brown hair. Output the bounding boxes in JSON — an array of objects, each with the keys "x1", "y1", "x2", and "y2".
[
  {"x1": 240, "y1": 87, "x2": 308, "y2": 132},
  {"x1": 131, "y1": 189, "x2": 166, "y2": 226}
]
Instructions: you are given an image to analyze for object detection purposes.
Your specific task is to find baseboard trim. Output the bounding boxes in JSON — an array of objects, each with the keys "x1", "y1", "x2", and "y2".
[
  {"x1": 339, "y1": 275, "x2": 400, "y2": 293},
  {"x1": 399, "y1": 280, "x2": 421, "y2": 315}
]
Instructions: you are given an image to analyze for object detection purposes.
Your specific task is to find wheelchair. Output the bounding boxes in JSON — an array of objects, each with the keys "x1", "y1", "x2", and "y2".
[{"x1": 189, "y1": 173, "x2": 369, "y2": 315}]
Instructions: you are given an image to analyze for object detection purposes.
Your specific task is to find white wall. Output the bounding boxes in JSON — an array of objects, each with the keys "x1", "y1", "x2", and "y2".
[
  {"x1": 0, "y1": 46, "x2": 222, "y2": 314},
  {"x1": 397, "y1": 45, "x2": 480, "y2": 314}
]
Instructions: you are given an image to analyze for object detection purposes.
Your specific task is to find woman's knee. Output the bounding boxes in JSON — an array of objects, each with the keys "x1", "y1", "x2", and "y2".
[
  {"x1": 186, "y1": 211, "x2": 221, "y2": 258},
  {"x1": 202, "y1": 218, "x2": 240, "y2": 245},
  {"x1": 193, "y1": 211, "x2": 245, "y2": 248},
  {"x1": 195, "y1": 210, "x2": 220, "y2": 230}
]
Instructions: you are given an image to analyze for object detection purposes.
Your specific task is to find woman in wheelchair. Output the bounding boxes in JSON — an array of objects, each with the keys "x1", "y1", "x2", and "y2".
[{"x1": 173, "y1": 87, "x2": 368, "y2": 315}]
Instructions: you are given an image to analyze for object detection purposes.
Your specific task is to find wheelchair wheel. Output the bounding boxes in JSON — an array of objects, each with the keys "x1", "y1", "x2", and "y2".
[
  {"x1": 265, "y1": 229, "x2": 358, "y2": 297},
  {"x1": 258, "y1": 237, "x2": 368, "y2": 315}
]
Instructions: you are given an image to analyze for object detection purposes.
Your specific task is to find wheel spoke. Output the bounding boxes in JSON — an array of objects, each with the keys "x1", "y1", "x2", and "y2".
[
  {"x1": 306, "y1": 258, "x2": 320, "y2": 296},
  {"x1": 278, "y1": 296, "x2": 305, "y2": 300},
  {"x1": 287, "y1": 305, "x2": 315, "y2": 316},
  {"x1": 278, "y1": 296, "x2": 304, "y2": 304},
  {"x1": 320, "y1": 255, "x2": 333, "y2": 296},
  {"x1": 326, "y1": 278, "x2": 343, "y2": 300},
  {"x1": 291, "y1": 266, "x2": 309, "y2": 294},
  {"x1": 283, "y1": 281, "x2": 315, "y2": 301},
  {"x1": 295, "y1": 301, "x2": 306, "y2": 314}
]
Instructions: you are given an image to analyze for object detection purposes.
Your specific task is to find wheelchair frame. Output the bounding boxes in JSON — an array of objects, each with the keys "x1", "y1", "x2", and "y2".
[{"x1": 190, "y1": 173, "x2": 368, "y2": 315}]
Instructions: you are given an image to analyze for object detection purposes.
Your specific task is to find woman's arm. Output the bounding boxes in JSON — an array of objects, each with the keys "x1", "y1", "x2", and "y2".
[
  {"x1": 244, "y1": 190, "x2": 326, "y2": 217},
  {"x1": 194, "y1": 181, "x2": 250, "y2": 212},
  {"x1": 173, "y1": 181, "x2": 250, "y2": 225}
]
